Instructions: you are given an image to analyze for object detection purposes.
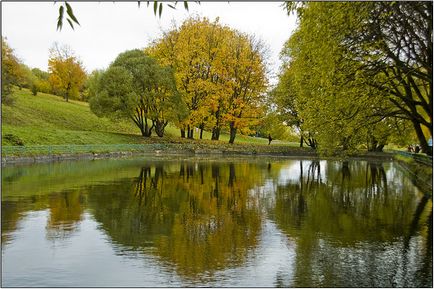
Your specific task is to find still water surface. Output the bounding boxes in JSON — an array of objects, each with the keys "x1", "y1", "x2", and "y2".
[{"x1": 2, "y1": 156, "x2": 432, "y2": 287}]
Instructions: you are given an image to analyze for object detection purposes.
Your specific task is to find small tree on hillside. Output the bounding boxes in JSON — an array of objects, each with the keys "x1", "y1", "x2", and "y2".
[
  {"x1": 48, "y1": 43, "x2": 87, "y2": 102},
  {"x1": 1, "y1": 37, "x2": 24, "y2": 104}
]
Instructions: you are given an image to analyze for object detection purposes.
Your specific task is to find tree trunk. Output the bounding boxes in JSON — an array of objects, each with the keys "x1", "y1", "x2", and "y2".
[
  {"x1": 211, "y1": 127, "x2": 220, "y2": 140},
  {"x1": 368, "y1": 138, "x2": 378, "y2": 152},
  {"x1": 65, "y1": 82, "x2": 71, "y2": 102},
  {"x1": 139, "y1": 126, "x2": 146, "y2": 137},
  {"x1": 413, "y1": 120, "x2": 431, "y2": 155},
  {"x1": 212, "y1": 109, "x2": 221, "y2": 141},
  {"x1": 142, "y1": 118, "x2": 153, "y2": 137},
  {"x1": 187, "y1": 126, "x2": 194, "y2": 139},
  {"x1": 299, "y1": 134, "x2": 304, "y2": 147},
  {"x1": 229, "y1": 122, "x2": 237, "y2": 144},
  {"x1": 228, "y1": 163, "x2": 235, "y2": 187},
  {"x1": 154, "y1": 120, "x2": 167, "y2": 137},
  {"x1": 135, "y1": 119, "x2": 147, "y2": 137},
  {"x1": 180, "y1": 128, "x2": 185, "y2": 138},
  {"x1": 376, "y1": 144, "x2": 385, "y2": 152},
  {"x1": 199, "y1": 123, "x2": 204, "y2": 139}
]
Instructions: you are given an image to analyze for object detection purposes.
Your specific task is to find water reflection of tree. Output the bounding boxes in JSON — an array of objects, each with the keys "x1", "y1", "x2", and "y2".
[
  {"x1": 86, "y1": 161, "x2": 264, "y2": 280},
  {"x1": 1, "y1": 201, "x2": 25, "y2": 246},
  {"x1": 155, "y1": 162, "x2": 264, "y2": 280},
  {"x1": 46, "y1": 190, "x2": 85, "y2": 240},
  {"x1": 274, "y1": 161, "x2": 323, "y2": 230},
  {"x1": 402, "y1": 194, "x2": 433, "y2": 287},
  {"x1": 1, "y1": 190, "x2": 86, "y2": 245},
  {"x1": 272, "y1": 160, "x2": 431, "y2": 287},
  {"x1": 365, "y1": 162, "x2": 388, "y2": 197}
]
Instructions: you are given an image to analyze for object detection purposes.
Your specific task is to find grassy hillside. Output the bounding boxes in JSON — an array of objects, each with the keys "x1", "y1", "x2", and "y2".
[
  {"x1": 2, "y1": 89, "x2": 292, "y2": 147},
  {"x1": 2, "y1": 89, "x2": 147, "y2": 145}
]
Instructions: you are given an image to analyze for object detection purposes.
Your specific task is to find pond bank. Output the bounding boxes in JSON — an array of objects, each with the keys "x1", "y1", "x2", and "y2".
[
  {"x1": 2, "y1": 147, "x2": 314, "y2": 165},
  {"x1": 1, "y1": 143, "x2": 395, "y2": 166},
  {"x1": 394, "y1": 154, "x2": 433, "y2": 195}
]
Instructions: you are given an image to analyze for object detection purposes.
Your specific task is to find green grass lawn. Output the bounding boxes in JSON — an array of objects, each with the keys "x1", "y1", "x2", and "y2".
[
  {"x1": 2, "y1": 89, "x2": 146, "y2": 145},
  {"x1": 2, "y1": 88, "x2": 297, "y2": 147}
]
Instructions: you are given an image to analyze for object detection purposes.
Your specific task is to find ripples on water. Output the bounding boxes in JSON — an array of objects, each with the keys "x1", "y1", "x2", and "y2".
[{"x1": 1, "y1": 157, "x2": 432, "y2": 287}]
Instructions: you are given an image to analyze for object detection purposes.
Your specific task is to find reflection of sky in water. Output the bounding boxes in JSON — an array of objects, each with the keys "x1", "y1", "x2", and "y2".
[
  {"x1": 277, "y1": 160, "x2": 328, "y2": 186},
  {"x1": 2, "y1": 211, "x2": 183, "y2": 287},
  {"x1": 195, "y1": 220, "x2": 296, "y2": 287},
  {"x1": 1, "y1": 159, "x2": 431, "y2": 287},
  {"x1": 3, "y1": 211, "x2": 296, "y2": 287}
]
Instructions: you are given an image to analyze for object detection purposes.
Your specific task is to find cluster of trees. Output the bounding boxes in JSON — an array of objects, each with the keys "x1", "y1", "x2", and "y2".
[
  {"x1": 1, "y1": 38, "x2": 49, "y2": 103},
  {"x1": 273, "y1": 2, "x2": 432, "y2": 155},
  {"x1": 89, "y1": 17, "x2": 268, "y2": 142},
  {"x1": 1, "y1": 38, "x2": 87, "y2": 103},
  {"x1": 5, "y1": 3, "x2": 432, "y2": 151},
  {"x1": 148, "y1": 17, "x2": 268, "y2": 142}
]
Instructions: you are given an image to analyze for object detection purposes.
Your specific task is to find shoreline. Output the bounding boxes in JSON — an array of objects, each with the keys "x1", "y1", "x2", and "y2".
[{"x1": 1, "y1": 146, "x2": 394, "y2": 166}]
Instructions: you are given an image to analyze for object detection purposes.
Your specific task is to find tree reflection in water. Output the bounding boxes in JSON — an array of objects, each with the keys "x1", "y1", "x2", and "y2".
[
  {"x1": 1, "y1": 158, "x2": 431, "y2": 287},
  {"x1": 46, "y1": 190, "x2": 85, "y2": 240},
  {"x1": 272, "y1": 160, "x2": 432, "y2": 287},
  {"x1": 86, "y1": 161, "x2": 264, "y2": 280}
]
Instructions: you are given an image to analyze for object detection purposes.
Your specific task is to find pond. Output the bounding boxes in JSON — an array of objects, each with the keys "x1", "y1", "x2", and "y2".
[{"x1": 1, "y1": 156, "x2": 432, "y2": 287}]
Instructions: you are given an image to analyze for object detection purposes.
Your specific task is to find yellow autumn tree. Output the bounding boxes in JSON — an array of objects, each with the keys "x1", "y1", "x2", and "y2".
[
  {"x1": 48, "y1": 43, "x2": 86, "y2": 102},
  {"x1": 1, "y1": 37, "x2": 25, "y2": 104},
  {"x1": 148, "y1": 17, "x2": 267, "y2": 142},
  {"x1": 224, "y1": 33, "x2": 268, "y2": 143}
]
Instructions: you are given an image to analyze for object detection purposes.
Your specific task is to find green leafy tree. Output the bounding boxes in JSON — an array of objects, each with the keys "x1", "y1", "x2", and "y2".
[
  {"x1": 254, "y1": 111, "x2": 294, "y2": 141},
  {"x1": 82, "y1": 69, "x2": 104, "y2": 102},
  {"x1": 346, "y1": 2, "x2": 432, "y2": 155},
  {"x1": 279, "y1": 3, "x2": 414, "y2": 155},
  {"x1": 90, "y1": 49, "x2": 181, "y2": 137},
  {"x1": 285, "y1": 2, "x2": 432, "y2": 155},
  {"x1": 31, "y1": 68, "x2": 51, "y2": 94},
  {"x1": 15, "y1": 63, "x2": 36, "y2": 90},
  {"x1": 270, "y1": 65, "x2": 317, "y2": 148}
]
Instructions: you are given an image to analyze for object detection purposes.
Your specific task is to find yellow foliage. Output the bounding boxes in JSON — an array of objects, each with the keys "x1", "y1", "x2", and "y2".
[
  {"x1": 148, "y1": 17, "x2": 267, "y2": 141},
  {"x1": 48, "y1": 44, "x2": 86, "y2": 101}
]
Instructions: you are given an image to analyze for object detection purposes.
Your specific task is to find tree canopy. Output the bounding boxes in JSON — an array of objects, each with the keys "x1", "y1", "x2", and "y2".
[
  {"x1": 277, "y1": 2, "x2": 429, "y2": 155},
  {"x1": 89, "y1": 49, "x2": 181, "y2": 137},
  {"x1": 1, "y1": 37, "x2": 25, "y2": 104},
  {"x1": 48, "y1": 43, "x2": 87, "y2": 102},
  {"x1": 148, "y1": 17, "x2": 267, "y2": 143}
]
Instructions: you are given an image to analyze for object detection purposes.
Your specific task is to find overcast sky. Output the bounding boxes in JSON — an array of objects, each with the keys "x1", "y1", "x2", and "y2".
[{"x1": 2, "y1": 1, "x2": 297, "y2": 84}]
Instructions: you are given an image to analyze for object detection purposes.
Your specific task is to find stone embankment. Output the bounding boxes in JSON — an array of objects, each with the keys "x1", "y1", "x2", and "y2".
[
  {"x1": 2, "y1": 145, "x2": 318, "y2": 165},
  {"x1": 2, "y1": 143, "x2": 397, "y2": 166}
]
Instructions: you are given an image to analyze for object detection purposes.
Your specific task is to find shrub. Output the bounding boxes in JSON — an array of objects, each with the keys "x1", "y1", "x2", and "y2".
[
  {"x1": 3, "y1": 134, "x2": 24, "y2": 146},
  {"x1": 31, "y1": 83, "x2": 38, "y2": 96}
]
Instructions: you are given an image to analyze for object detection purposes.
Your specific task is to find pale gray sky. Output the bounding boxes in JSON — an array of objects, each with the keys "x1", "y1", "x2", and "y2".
[{"x1": 2, "y1": 1, "x2": 297, "y2": 83}]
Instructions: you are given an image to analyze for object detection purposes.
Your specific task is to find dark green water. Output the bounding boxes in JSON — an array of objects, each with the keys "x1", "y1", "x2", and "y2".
[{"x1": 1, "y1": 156, "x2": 432, "y2": 287}]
